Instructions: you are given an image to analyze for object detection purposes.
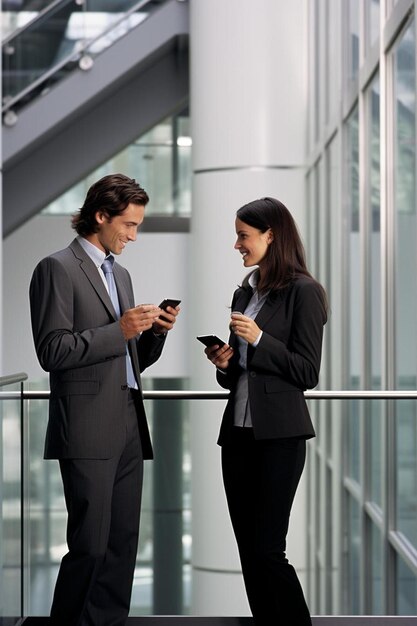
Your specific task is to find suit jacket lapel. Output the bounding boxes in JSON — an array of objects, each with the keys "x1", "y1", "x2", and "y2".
[
  {"x1": 233, "y1": 286, "x2": 253, "y2": 314},
  {"x1": 113, "y1": 260, "x2": 143, "y2": 392},
  {"x1": 254, "y1": 288, "x2": 287, "y2": 329},
  {"x1": 113, "y1": 263, "x2": 130, "y2": 314},
  {"x1": 69, "y1": 239, "x2": 118, "y2": 320},
  {"x1": 69, "y1": 239, "x2": 143, "y2": 391}
]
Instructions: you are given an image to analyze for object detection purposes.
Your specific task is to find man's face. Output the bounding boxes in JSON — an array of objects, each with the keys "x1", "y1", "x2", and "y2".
[{"x1": 90, "y1": 203, "x2": 145, "y2": 255}]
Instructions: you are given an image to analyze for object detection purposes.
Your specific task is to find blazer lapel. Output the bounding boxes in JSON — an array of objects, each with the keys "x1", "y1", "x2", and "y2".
[
  {"x1": 113, "y1": 263, "x2": 143, "y2": 392},
  {"x1": 113, "y1": 263, "x2": 130, "y2": 314},
  {"x1": 254, "y1": 288, "x2": 287, "y2": 329},
  {"x1": 69, "y1": 239, "x2": 118, "y2": 320},
  {"x1": 233, "y1": 285, "x2": 253, "y2": 314}
]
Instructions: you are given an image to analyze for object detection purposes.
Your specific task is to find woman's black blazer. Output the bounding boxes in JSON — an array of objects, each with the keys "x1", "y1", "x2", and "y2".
[{"x1": 217, "y1": 276, "x2": 327, "y2": 445}]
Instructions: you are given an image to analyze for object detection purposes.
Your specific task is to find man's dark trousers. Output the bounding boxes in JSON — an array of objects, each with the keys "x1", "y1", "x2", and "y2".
[{"x1": 50, "y1": 392, "x2": 143, "y2": 626}]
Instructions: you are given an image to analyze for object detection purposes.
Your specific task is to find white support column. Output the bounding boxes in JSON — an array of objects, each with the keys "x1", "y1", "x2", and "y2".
[
  {"x1": 0, "y1": 41, "x2": 4, "y2": 620},
  {"x1": 0, "y1": 44, "x2": 3, "y2": 375},
  {"x1": 189, "y1": 0, "x2": 309, "y2": 615}
]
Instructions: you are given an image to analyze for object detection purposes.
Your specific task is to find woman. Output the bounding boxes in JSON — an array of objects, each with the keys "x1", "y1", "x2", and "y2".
[{"x1": 204, "y1": 197, "x2": 327, "y2": 625}]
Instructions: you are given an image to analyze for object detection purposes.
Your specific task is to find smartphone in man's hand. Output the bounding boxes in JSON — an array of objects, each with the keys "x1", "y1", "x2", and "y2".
[
  {"x1": 158, "y1": 299, "x2": 181, "y2": 321},
  {"x1": 159, "y1": 299, "x2": 181, "y2": 310}
]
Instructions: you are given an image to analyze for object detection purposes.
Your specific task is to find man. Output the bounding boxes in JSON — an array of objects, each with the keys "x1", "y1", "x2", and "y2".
[{"x1": 29, "y1": 173, "x2": 180, "y2": 626}]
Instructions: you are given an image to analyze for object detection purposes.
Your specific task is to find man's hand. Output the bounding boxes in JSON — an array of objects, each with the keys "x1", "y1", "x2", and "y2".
[
  {"x1": 152, "y1": 304, "x2": 180, "y2": 335},
  {"x1": 120, "y1": 304, "x2": 161, "y2": 340}
]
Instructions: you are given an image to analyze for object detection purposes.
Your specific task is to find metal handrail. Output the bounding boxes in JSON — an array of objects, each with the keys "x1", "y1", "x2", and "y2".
[
  {"x1": 0, "y1": 372, "x2": 28, "y2": 387},
  {"x1": 1, "y1": 379, "x2": 417, "y2": 622},
  {"x1": 1, "y1": 389, "x2": 417, "y2": 400},
  {"x1": 2, "y1": 0, "x2": 167, "y2": 115}
]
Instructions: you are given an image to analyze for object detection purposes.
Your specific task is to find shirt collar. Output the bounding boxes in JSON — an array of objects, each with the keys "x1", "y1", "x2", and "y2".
[
  {"x1": 248, "y1": 269, "x2": 270, "y2": 301},
  {"x1": 248, "y1": 269, "x2": 260, "y2": 290},
  {"x1": 77, "y1": 235, "x2": 106, "y2": 268}
]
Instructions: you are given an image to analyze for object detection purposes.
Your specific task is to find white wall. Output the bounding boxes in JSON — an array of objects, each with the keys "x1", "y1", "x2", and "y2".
[{"x1": 3, "y1": 214, "x2": 190, "y2": 382}]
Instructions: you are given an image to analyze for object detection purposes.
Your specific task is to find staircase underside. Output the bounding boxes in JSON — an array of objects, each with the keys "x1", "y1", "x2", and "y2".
[{"x1": 2, "y1": 0, "x2": 189, "y2": 237}]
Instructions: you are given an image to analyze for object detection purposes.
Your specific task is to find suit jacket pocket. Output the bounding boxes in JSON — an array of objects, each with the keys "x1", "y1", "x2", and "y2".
[
  {"x1": 264, "y1": 379, "x2": 304, "y2": 393},
  {"x1": 56, "y1": 380, "x2": 100, "y2": 396}
]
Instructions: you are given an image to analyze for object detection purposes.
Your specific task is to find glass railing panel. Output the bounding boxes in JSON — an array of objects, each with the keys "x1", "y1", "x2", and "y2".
[
  {"x1": 24, "y1": 380, "x2": 62, "y2": 616},
  {"x1": 0, "y1": 373, "x2": 27, "y2": 624},
  {"x1": 2, "y1": 0, "x2": 170, "y2": 115},
  {"x1": 2, "y1": 0, "x2": 80, "y2": 107},
  {"x1": 395, "y1": 388, "x2": 417, "y2": 548},
  {"x1": 4, "y1": 384, "x2": 417, "y2": 617},
  {"x1": 2, "y1": 8, "x2": 39, "y2": 41},
  {"x1": 24, "y1": 376, "x2": 192, "y2": 617},
  {"x1": 306, "y1": 395, "x2": 417, "y2": 616}
]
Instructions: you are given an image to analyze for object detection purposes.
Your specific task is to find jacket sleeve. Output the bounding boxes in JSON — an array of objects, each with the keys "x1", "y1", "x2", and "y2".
[
  {"x1": 216, "y1": 362, "x2": 239, "y2": 390},
  {"x1": 29, "y1": 256, "x2": 127, "y2": 372},
  {"x1": 249, "y1": 280, "x2": 326, "y2": 389},
  {"x1": 136, "y1": 329, "x2": 166, "y2": 372},
  {"x1": 215, "y1": 290, "x2": 242, "y2": 389}
]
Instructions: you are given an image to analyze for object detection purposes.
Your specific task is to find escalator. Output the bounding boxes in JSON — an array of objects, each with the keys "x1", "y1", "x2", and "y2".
[{"x1": 1, "y1": 0, "x2": 189, "y2": 236}]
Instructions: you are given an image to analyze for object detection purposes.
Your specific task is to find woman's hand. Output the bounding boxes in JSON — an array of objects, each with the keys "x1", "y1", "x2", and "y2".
[
  {"x1": 230, "y1": 312, "x2": 261, "y2": 344},
  {"x1": 205, "y1": 343, "x2": 234, "y2": 370}
]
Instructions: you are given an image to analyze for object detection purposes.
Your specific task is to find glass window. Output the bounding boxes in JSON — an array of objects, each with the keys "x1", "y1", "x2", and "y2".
[
  {"x1": 370, "y1": 522, "x2": 383, "y2": 613},
  {"x1": 364, "y1": 0, "x2": 380, "y2": 55},
  {"x1": 395, "y1": 398, "x2": 417, "y2": 546},
  {"x1": 325, "y1": 465, "x2": 333, "y2": 613},
  {"x1": 369, "y1": 73, "x2": 381, "y2": 391},
  {"x1": 313, "y1": 0, "x2": 322, "y2": 144},
  {"x1": 346, "y1": 105, "x2": 361, "y2": 484},
  {"x1": 392, "y1": 20, "x2": 417, "y2": 548},
  {"x1": 366, "y1": 73, "x2": 382, "y2": 508},
  {"x1": 306, "y1": 168, "x2": 318, "y2": 277},
  {"x1": 42, "y1": 111, "x2": 191, "y2": 218},
  {"x1": 346, "y1": 0, "x2": 360, "y2": 89},
  {"x1": 346, "y1": 495, "x2": 360, "y2": 613},
  {"x1": 327, "y1": 0, "x2": 341, "y2": 124},
  {"x1": 387, "y1": 0, "x2": 401, "y2": 15},
  {"x1": 328, "y1": 134, "x2": 342, "y2": 462},
  {"x1": 369, "y1": 402, "x2": 382, "y2": 508},
  {"x1": 397, "y1": 555, "x2": 417, "y2": 614},
  {"x1": 313, "y1": 162, "x2": 322, "y2": 439}
]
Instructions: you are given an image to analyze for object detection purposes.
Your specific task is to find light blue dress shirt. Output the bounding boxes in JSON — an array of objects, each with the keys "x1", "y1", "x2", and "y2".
[{"x1": 233, "y1": 271, "x2": 270, "y2": 427}]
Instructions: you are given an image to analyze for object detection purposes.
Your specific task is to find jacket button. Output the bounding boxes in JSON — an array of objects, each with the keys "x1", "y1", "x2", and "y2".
[
  {"x1": 249, "y1": 371, "x2": 256, "y2": 378},
  {"x1": 121, "y1": 384, "x2": 128, "y2": 390}
]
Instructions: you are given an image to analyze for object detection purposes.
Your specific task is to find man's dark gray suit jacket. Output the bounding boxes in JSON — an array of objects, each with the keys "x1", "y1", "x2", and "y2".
[{"x1": 29, "y1": 238, "x2": 165, "y2": 461}]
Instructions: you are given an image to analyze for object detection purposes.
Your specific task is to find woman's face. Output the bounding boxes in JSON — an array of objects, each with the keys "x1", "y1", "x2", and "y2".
[{"x1": 234, "y1": 217, "x2": 272, "y2": 268}]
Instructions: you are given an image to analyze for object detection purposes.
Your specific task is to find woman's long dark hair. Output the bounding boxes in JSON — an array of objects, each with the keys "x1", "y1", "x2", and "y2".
[{"x1": 237, "y1": 197, "x2": 328, "y2": 309}]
